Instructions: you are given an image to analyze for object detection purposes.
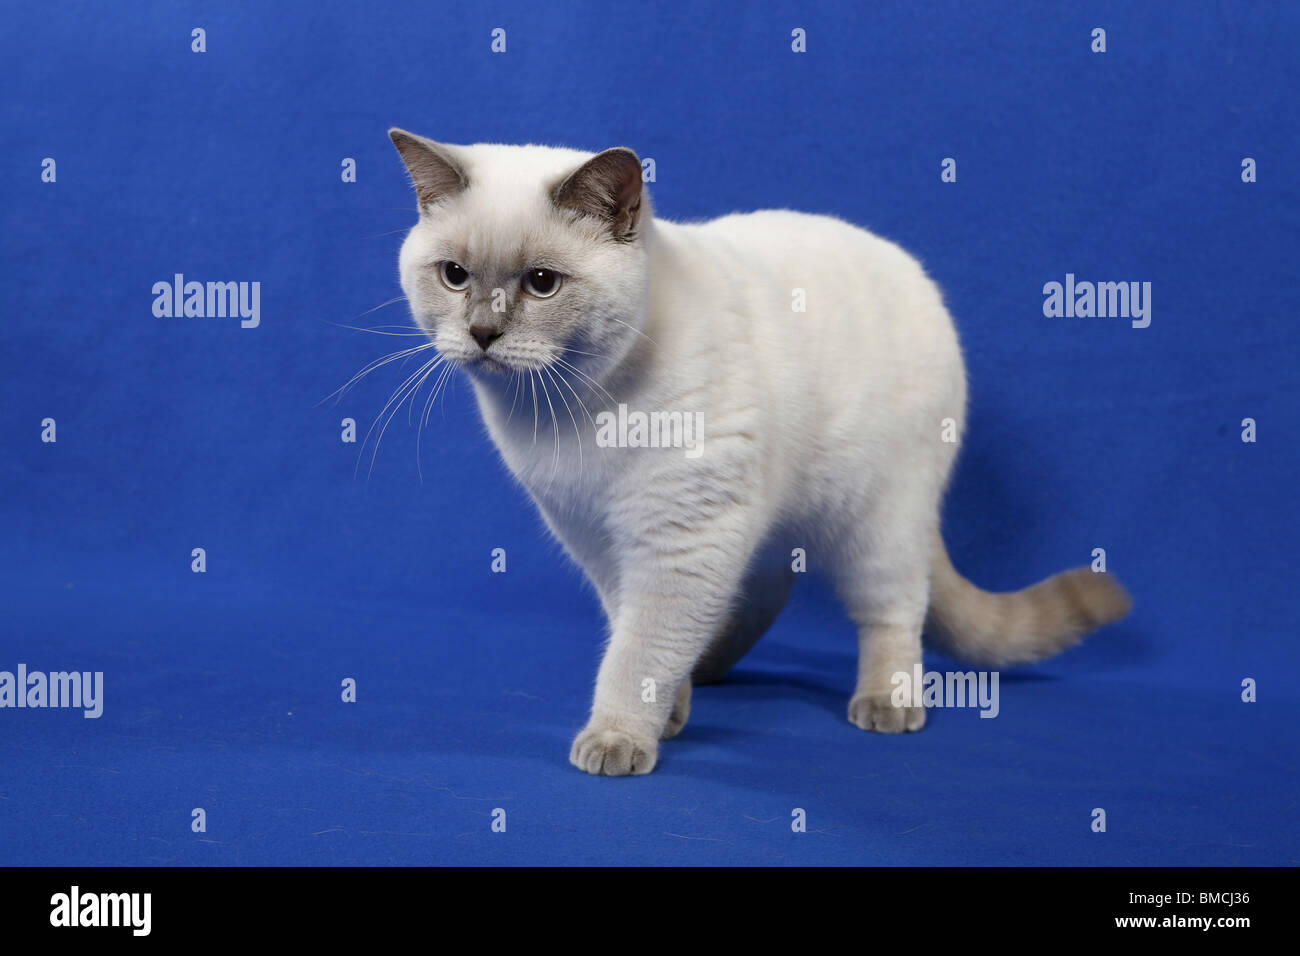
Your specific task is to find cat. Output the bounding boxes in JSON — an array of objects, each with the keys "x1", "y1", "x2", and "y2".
[{"x1": 387, "y1": 128, "x2": 1132, "y2": 776}]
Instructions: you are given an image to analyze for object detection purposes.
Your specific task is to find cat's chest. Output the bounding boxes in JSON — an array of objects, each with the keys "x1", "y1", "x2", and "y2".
[
  {"x1": 489, "y1": 424, "x2": 626, "y2": 572},
  {"x1": 494, "y1": 426, "x2": 626, "y2": 503}
]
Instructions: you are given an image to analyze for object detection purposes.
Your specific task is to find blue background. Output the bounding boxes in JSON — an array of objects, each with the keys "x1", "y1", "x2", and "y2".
[{"x1": 2, "y1": 0, "x2": 1296, "y2": 865}]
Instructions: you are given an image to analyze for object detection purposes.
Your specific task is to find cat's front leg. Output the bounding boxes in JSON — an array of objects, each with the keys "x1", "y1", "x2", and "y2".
[{"x1": 570, "y1": 539, "x2": 750, "y2": 776}]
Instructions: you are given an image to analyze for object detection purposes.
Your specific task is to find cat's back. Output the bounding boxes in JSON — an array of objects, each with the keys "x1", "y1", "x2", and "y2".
[
  {"x1": 690, "y1": 209, "x2": 921, "y2": 281},
  {"x1": 649, "y1": 208, "x2": 963, "y2": 427},
  {"x1": 659, "y1": 209, "x2": 954, "y2": 354}
]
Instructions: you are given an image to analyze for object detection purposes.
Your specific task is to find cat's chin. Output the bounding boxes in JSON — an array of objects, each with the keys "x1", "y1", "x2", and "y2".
[{"x1": 462, "y1": 354, "x2": 518, "y2": 377}]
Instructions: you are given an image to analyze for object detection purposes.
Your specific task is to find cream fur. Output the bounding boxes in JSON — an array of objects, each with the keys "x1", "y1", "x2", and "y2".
[{"x1": 389, "y1": 132, "x2": 1131, "y2": 776}]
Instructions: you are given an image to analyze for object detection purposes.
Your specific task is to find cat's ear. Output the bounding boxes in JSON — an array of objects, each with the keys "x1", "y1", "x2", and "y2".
[
  {"x1": 388, "y1": 128, "x2": 469, "y2": 210},
  {"x1": 552, "y1": 148, "x2": 644, "y2": 240}
]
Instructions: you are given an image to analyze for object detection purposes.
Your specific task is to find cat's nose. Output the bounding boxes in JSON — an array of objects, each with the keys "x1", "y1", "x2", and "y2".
[{"x1": 469, "y1": 324, "x2": 503, "y2": 351}]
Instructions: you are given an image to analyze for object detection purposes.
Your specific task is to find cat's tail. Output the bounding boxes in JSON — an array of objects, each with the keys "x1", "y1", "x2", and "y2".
[{"x1": 925, "y1": 530, "x2": 1131, "y2": 667}]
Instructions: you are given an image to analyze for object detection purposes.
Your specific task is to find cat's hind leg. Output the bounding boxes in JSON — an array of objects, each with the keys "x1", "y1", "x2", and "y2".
[
  {"x1": 661, "y1": 680, "x2": 691, "y2": 739},
  {"x1": 656, "y1": 552, "x2": 793, "y2": 741},
  {"x1": 692, "y1": 554, "x2": 796, "y2": 685},
  {"x1": 831, "y1": 502, "x2": 936, "y2": 734}
]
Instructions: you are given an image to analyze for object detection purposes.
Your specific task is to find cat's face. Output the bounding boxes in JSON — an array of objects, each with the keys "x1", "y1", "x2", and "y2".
[{"x1": 390, "y1": 131, "x2": 650, "y2": 383}]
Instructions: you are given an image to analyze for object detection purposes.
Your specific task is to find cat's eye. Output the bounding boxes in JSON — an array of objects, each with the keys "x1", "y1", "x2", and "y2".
[
  {"x1": 522, "y1": 268, "x2": 562, "y2": 299},
  {"x1": 438, "y1": 260, "x2": 470, "y2": 292}
]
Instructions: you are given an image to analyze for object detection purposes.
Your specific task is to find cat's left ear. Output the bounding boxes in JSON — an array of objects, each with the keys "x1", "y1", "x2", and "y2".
[
  {"x1": 388, "y1": 128, "x2": 469, "y2": 210},
  {"x1": 552, "y1": 148, "x2": 644, "y2": 241}
]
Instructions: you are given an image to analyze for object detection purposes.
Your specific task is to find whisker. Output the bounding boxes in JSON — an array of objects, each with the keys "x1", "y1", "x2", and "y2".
[
  {"x1": 357, "y1": 354, "x2": 442, "y2": 480},
  {"x1": 505, "y1": 370, "x2": 523, "y2": 426},
  {"x1": 430, "y1": 360, "x2": 457, "y2": 418},
  {"x1": 423, "y1": 364, "x2": 453, "y2": 430},
  {"x1": 555, "y1": 348, "x2": 674, "y2": 404},
  {"x1": 417, "y1": 362, "x2": 456, "y2": 482},
  {"x1": 544, "y1": 365, "x2": 582, "y2": 471},
  {"x1": 607, "y1": 315, "x2": 656, "y2": 346},
  {"x1": 320, "y1": 341, "x2": 439, "y2": 406},
  {"x1": 352, "y1": 295, "x2": 411, "y2": 320},
  {"x1": 537, "y1": 368, "x2": 561, "y2": 480},
  {"x1": 553, "y1": 356, "x2": 620, "y2": 409},
  {"x1": 325, "y1": 322, "x2": 429, "y2": 337},
  {"x1": 360, "y1": 227, "x2": 416, "y2": 240},
  {"x1": 529, "y1": 370, "x2": 539, "y2": 445},
  {"x1": 373, "y1": 356, "x2": 443, "y2": 480},
  {"x1": 370, "y1": 355, "x2": 442, "y2": 462},
  {"x1": 550, "y1": 363, "x2": 599, "y2": 430}
]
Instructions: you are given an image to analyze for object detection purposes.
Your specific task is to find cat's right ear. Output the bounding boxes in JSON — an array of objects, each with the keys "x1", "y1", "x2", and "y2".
[{"x1": 388, "y1": 128, "x2": 469, "y2": 210}]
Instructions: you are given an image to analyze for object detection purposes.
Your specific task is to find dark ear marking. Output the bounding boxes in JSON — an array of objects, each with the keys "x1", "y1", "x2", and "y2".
[
  {"x1": 388, "y1": 128, "x2": 469, "y2": 210},
  {"x1": 552, "y1": 147, "x2": 644, "y2": 241}
]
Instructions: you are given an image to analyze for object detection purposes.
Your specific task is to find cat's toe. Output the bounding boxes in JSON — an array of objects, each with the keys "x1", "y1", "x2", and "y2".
[
  {"x1": 570, "y1": 726, "x2": 659, "y2": 776},
  {"x1": 848, "y1": 694, "x2": 927, "y2": 733}
]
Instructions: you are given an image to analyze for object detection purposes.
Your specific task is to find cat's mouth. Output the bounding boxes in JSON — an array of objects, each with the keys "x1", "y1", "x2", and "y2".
[
  {"x1": 460, "y1": 350, "x2": 543, "y2": 376},
  {"x1": 458, "y1": 345, "x2": 557, "y2": 376}
]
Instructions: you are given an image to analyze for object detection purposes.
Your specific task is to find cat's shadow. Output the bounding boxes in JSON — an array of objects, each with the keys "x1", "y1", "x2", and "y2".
[
  {"x1": 701, "y1": 667, "x2": 847, "y2": 721},
  {"x1": 688, "y1": 654, "x2": 1072, "y2": 732}
]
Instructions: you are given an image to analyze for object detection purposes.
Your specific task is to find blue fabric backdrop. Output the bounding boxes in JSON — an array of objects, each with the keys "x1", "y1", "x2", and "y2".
[{"x1": 2, "y1": 0, "x2": 1296, "y2": 865}]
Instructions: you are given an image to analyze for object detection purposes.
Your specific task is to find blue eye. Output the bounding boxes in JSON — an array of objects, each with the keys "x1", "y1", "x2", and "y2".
[
  {"x1": 522, "y1": 268, "x2": 562, "y2": 298},
  {"x1": 439, "y1": 261, "x2": 470, "y2": 291}
]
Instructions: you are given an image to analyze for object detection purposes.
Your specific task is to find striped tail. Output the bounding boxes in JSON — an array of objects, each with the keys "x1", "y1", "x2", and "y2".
[{"x1": 925, "y1": 531, "x2": 1131, "y2": 667}]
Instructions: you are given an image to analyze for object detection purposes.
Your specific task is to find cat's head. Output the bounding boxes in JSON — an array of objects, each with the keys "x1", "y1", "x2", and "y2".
[{"x1": 389, "y1": 129, "x2": 651, "y2": 383}]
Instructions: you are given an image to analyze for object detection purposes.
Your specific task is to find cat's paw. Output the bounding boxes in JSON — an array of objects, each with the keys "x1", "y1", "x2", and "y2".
[
  {"x1": 848, "y1": 694, "x2": 927, "y2": 733},
  {"x1": 661, "y1": 682, "x2": 691, "y2": 740},
  {"x1": 570, "y1": 726, "x2": 659, "y2": 776}
]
